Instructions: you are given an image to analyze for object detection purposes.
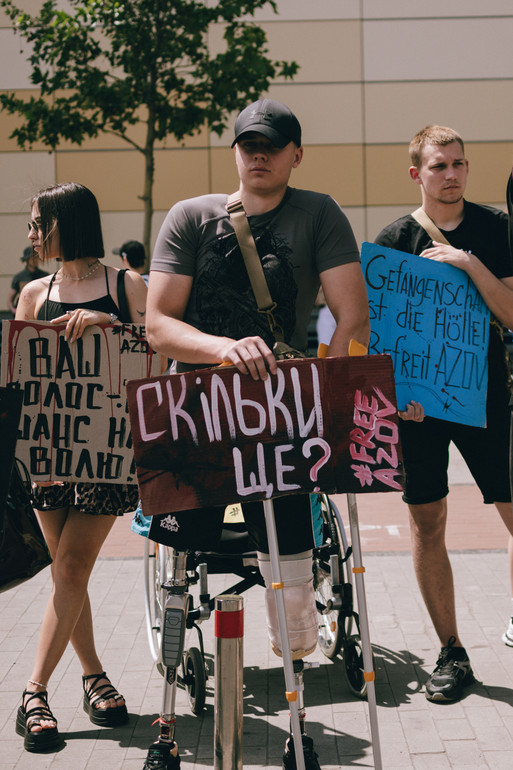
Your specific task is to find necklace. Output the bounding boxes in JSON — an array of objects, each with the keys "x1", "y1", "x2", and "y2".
[{"x1": 60, "y1": 259, "x2": 101, "y2": 281}]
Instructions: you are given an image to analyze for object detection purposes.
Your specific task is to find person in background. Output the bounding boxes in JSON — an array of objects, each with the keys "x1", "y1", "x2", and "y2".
[
  {"x1": 14, "y1": 182, "x2": 147, "y2": 753},
  {"x1": 7, "y1": 246, "x2": 48, "y2": 317},
  {"x1": 113, "y1": 240, "x2": 149, "y2": 285},
  {"x1": 375, "y1": 125, "x2": 513, "y2": 702}
]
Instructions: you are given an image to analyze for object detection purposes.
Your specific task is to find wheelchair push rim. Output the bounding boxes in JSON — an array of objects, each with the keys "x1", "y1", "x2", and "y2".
[
  {"x1": 144, "y1": 538, "x2": 171, "y2": 673},
  {"x1": 315, "y1": 495, "x2": 353, "y2": 659}
]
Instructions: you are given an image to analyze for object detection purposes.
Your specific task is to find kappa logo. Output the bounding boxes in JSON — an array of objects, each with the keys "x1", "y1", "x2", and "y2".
[{"x1": 160, "y1": 515, "x2": 179, "y2": 533}]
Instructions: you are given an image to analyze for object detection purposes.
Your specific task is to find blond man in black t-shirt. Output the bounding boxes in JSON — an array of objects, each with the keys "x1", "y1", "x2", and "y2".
[{"x1": 376, "y1": 125, "x2": 513, "y2": 703}]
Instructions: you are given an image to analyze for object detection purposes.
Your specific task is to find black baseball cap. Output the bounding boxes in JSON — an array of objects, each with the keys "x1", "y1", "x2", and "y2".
[
  {"x1": 231, "y1": 99, "x2": 302, "y2": 149},
  {"x1": 21, "y1": 246, "x2": 33, "y2": 262}
]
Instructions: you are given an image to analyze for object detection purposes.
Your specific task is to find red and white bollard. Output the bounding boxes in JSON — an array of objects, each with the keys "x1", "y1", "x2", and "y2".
[{"x1": 214, "y1": 594, "x2": 244, "y2": 770}]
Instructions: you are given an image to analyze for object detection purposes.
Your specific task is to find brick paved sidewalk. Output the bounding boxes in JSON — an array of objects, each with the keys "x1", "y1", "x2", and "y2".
[
  {"x1": 2, "y1": 547, "x2": 513, "y2": 769},
  {"x1": 3, "y1": 441, "x2": 513, "y2": 768}
]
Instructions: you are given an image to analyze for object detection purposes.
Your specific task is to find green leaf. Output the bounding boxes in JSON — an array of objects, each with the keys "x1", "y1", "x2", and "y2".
[{"x1": 0, "y1": 0, "x2": 298, "y2": 254}]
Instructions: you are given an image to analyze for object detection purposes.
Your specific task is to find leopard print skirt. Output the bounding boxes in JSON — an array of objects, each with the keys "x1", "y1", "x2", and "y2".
[{"x1": 32, "y1": 482, "x2": 139, "y2": 517}]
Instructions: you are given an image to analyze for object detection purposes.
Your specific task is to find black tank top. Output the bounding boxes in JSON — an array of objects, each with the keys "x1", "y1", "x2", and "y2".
[{"x1": 37, "y1": 265, "x2": 120, "y2": 321}]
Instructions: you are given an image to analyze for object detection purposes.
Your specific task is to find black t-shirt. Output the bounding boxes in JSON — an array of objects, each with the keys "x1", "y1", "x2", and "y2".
[
  {"x1": 375, "y1": 200, "x2": 513, "y2": 404},
  {"x1": 151, "y1": 188, "x2": 359, "y2": 362},
  {"x1": 10, "y1": 267, "x2": 48, "y2": 306},
  {"x1": 375, "y1": 200, "x2": 512, "y2": 279}
]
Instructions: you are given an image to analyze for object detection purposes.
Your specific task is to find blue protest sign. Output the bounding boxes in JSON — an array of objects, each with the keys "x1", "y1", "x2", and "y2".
[{"x1": 361, "y1": 242, "x2": 489, "y2": 427}]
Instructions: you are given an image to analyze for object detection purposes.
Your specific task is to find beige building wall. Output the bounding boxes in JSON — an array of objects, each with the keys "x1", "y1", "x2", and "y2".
[{"x1": 1, "y1": 1, "x2": 513, "y2": 310}]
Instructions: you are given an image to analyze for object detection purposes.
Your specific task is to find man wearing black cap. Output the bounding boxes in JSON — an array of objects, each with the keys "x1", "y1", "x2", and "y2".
[
  {"x1": 148, "y1": 97, "x2": 368, "y2": 379},
  {"x1": 113, "y1": 240, "x2": 149, "y2": 285},
  {"x1": 7, "y1": 247, "x2": 48, "y2": 317},
  {"x1": 143, "y1": 99, "x2": 369, "y2": 767}
]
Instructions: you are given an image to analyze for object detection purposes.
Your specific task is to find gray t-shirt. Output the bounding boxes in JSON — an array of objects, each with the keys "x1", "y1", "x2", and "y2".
[{"x1": 151, "y1": 187, "x2": 359, "y2": 357}]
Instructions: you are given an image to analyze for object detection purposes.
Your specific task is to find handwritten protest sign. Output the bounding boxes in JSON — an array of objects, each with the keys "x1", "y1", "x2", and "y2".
[
  {"x1": 1, "y1": 320, "x2": 160, "y2": 483},
  {"x1": 361, "y1": 242, "x2": 489, "y2": 427},
  {"x1": 127, "y1": 355, "x2": 403, "y2": 516}
]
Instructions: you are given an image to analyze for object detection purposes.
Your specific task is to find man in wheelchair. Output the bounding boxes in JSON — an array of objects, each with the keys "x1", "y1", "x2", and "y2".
[{"x1": 142, "y1": 98, "x2": 370, "y2": 769}]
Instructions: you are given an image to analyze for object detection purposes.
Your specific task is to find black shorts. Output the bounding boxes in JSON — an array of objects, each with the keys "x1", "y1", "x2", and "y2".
[
  {"x1": 148, "y1": 494, "x2": 315, "y2": 555},
  {"x1": 399, "y1": 405, "x2": 511, "y2": 506}
]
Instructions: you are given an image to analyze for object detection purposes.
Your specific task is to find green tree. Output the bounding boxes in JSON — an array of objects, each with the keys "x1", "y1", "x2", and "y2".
[{"x1": 0, "y1": 0, "x2": 298, "y2": 257}]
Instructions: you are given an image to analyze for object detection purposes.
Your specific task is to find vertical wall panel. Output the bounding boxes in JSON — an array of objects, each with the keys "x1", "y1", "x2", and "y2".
[{"x1": 363, "y1": 19, "x2": 513, "y2": 81}]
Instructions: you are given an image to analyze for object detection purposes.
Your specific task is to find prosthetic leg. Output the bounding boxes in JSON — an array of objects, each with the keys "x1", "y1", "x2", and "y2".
[
  {"x1": 262, "y1": 498, "x2": 322, "y2": 770},
  {"x1": 143, "y1": 550, "x2": 210, "y2": 770},
  {"x1": 280, "y1": 659, "x2": 321, "y2": 770},
  {"x1": 258, "y1": 546, "x2": 321, "y2": 768}
]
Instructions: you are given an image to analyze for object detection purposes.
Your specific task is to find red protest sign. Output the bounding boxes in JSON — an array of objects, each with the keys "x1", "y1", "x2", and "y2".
[{"x1": 127, "y1": 355, "x2": 403, "y2": 515}]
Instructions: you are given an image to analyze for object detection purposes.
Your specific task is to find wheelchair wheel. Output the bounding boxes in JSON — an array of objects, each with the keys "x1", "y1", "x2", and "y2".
[
  {"x1": 315, "y1": 495, "x2": 353, "y2": 659},
  {"x1": 315, "y1": 569, "x2": 342, "y2": 660},
  {"x1": 183, "y1": 647, "x2": 207, "y2": 714},
  {"x1": 343, "y1": 635, "x2": 369, "y2": 698},
  {"x1": 144, "y1": 537, "x2": 172, "y2": 673}
]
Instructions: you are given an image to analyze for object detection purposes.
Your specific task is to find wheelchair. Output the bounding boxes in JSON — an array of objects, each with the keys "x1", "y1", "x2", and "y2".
[{"x1": 142, "y1": 493, "x2": 368, "y2": 769}]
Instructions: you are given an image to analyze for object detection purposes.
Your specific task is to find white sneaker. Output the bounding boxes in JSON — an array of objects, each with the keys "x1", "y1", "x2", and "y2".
[{"x1": 502, "y1": 617, "x2": 513, "y2": 647}]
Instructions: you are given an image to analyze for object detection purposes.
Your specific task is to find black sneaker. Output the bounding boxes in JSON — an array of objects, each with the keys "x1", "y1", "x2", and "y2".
[
  {"x1": 283, "y1": 734, "x2": 321, "y2": 770},
  {"x1": 425, "y1": 636, "x2": 475, "y2": 702},
  {"x1": 143, "y1": 741, "x2": 181, "y2": 769}
]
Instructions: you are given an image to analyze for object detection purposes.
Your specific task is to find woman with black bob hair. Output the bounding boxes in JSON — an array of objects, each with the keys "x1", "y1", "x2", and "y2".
[
  {"x1": 34, "y1": 181, "x2": 105, "y2": 262},
  {"x1": 14, "y1": 182, "x2": 148, "y2": 753}
]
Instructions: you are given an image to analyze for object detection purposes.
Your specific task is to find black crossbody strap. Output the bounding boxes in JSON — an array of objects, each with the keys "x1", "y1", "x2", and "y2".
[{"x1": 116, "y1": 268, "x2": 131, "y2": 322}]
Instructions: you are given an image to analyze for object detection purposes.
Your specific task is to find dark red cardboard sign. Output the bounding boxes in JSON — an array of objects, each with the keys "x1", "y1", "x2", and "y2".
[{"x1": 127, "y1": 355, "x2": 403, "y2": 515}]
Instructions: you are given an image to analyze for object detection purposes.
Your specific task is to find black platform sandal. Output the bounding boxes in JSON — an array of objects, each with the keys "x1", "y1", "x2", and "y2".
[
  {"x1": 82, "y1": 672, "x2": 128, "y2": 727},
  {"x1": 15, "y1": 690, "x2": 62, "y2": 753}
]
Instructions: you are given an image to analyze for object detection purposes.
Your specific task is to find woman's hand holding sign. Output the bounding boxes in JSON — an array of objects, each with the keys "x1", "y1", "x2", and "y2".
[{"x1": 51, "y1": 308, "x2": 114, "y2": 343}]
